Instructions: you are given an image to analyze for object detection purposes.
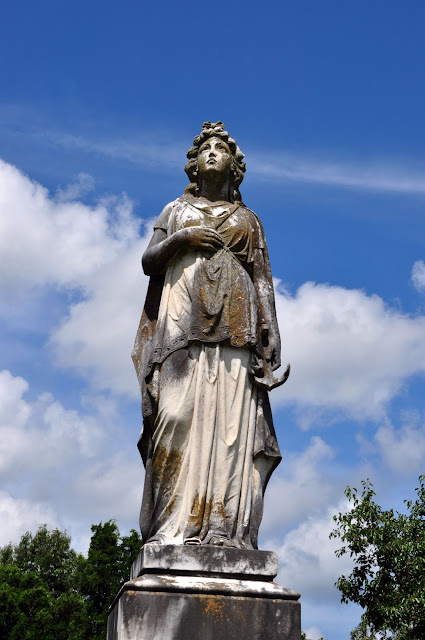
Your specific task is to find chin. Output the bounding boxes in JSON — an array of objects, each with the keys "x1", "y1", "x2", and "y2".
[{"x1": 202, "y1": 165, "x2": 227, "y2": 177}]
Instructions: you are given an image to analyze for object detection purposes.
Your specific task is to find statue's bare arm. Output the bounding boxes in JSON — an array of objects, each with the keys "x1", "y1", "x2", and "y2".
[{"x1": 142, "y1": 216, "x2": 224, "y2": 277}]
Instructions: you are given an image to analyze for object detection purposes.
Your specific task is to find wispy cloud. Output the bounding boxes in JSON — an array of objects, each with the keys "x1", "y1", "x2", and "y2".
[
  {"x1": 50, "y1": 132, "x2": 425, "y2": 196},
  {"x1": 248, "y1": 154, "x2": 425, "y2": 195},
  {"x1": 412, "y1": 260, "x2": 425, "y2": 292},
  {"x1": 2, "y1": 105, "x2": 425, "y2": 195},
  {"x1": 0, "y1": 104, "x2": 185, "y2": 171},
  {"x1": 41, "y1": 131, "x2": 185, "y2": 170}
]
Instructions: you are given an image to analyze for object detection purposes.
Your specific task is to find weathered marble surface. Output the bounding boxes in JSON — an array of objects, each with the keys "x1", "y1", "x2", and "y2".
[
  {"x1": 111, "y1": 573, "x2": 299, "y2": 601},
  {"x1": 132, "y1": 122, "x2": 288, "y2": 549},
  {"x1": 108, "y1": 123, "x2": 299, "y2": 638},
  {"x1": 108, "y1": 545, "x2": 301, "y2": 640},
  {"x1": 107, "y1": 590, "x2": 301, "y2": 640},
  {"x1": 130, "y1": 544, "x2": 278, "y2": 580}
]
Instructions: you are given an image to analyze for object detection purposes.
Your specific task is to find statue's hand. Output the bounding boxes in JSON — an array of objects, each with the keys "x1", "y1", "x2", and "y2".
[
  {"x1": 265, "y1": 333, "x2": 281, "y2": 371},
  {"x1": 176, "y1": 226, "x2": 224, "y2": 252}
]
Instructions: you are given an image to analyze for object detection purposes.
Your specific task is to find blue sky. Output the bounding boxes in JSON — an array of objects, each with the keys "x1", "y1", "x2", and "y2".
[{"x1": 1, "y1": 2, "x2": 425, "y2": 638}]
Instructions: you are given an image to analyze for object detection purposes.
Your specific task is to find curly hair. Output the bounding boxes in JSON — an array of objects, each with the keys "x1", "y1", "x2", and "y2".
[{"x1": 184, "y1": 121, "x2": 246, "y2": 203}]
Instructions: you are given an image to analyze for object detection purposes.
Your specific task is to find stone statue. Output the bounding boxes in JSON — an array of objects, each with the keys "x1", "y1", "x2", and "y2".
[
  {"x1": 108, "y1": 123, "x2": 300, "y2": 640},
  {"x1": 132, "y1": 121, "x2": 289, "y2": 550}
]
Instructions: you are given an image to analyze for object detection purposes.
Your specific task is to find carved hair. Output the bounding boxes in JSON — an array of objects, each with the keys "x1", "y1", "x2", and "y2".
[{"x1": 184, "y1": 121, "x2": 246, "y2": 203}]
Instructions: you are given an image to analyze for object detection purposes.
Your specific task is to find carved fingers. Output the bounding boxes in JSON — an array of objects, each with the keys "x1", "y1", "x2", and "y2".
[
  {"x1": 182, "y1": 226, "x2": 224, "y2": 251},
  {"x1": 265, "y1": 335, "x2": 282, "y2": 371}
]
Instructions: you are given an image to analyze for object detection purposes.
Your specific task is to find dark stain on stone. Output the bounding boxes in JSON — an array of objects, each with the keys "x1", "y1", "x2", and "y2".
[{"x1": 152, "y1": 444, "x2": 183, "y2": 500}]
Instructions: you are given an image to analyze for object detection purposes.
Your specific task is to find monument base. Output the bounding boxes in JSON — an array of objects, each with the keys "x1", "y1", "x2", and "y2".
[{"x1": 107, "y1": 546, "x2": 301, "y2": 640}]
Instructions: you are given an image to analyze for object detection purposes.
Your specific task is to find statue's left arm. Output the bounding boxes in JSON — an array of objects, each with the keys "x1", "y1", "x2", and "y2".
[{"x1": 251, "y1": 216, "x2": 281, "y2": 371}]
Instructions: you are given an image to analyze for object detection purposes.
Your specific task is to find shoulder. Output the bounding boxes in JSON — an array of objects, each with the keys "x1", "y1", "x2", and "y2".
[
  {"x1": 236, "y1": 205, "x2": 266, "y2": 248},
  {"x1": 236, "y1": 205, "x2": 263, "y2": 227},
  {"x1": 153, "y1": 198, "x2": 182, "y2": 230}
]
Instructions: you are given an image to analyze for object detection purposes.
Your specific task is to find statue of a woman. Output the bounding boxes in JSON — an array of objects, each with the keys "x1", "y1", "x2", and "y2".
[{"x1": 132, "y1": 122, "x2": 286, "y2": 550}]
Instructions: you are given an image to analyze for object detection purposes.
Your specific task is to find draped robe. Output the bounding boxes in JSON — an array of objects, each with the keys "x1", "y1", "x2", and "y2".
[{"x1": 132, "y1": 194, "x2": 281, "y2": 549}]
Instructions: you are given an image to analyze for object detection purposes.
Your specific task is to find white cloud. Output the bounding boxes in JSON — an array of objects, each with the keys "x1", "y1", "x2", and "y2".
[
  {"x1": 0, "y1": 158, "x2": 140, "y2": 296},
  {"x1": 0, "y1": 370, "x2": 104, "y2": 478},
  {"x1": 50, "y1": 231, "x2": 150, "y2": 396},
  {"x1": 261, "y1": 436, "x2": 364, "y2": 635},
  {"x1": 277, "y1": 502, "x2": 353, "y2": 601},
  {"x1": 0, "y1": 156, "x2": 150, "y2": 397},
  {"x1": 0, "y1": 491, "x2": 58, "y2": 547},
  {"x1": 273, "y1": 281, "x2": 425, "y2": 425},
  {"x1": 375, "y1": 413, "x2": 425, "y2": 474},
  {"x1": 0, "y1": 370, "x2": 30, "y2": 428},
  {"x1": 303, "y1": 626, "x2": 327, "y2": 640},
  {"x1": 71, "y1": 455, "x2": 143, "y2": 522},
  {"x1": 0, "y1": 369, "x2": 142, "y2": 548},
  {"x1": 56, "y1": 172, "x2": 95, "y2": 202},
  {"x1": 262, "y1": 436, "x2": 336, "y2": 537},
  {"x1": 412, "y1": 259, "x2": 425, "y2": 293}
]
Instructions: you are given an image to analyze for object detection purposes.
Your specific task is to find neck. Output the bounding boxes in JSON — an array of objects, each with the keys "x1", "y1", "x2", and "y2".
[{"x1": 199, "y1": 178, "x2": 230, "y2": 203}]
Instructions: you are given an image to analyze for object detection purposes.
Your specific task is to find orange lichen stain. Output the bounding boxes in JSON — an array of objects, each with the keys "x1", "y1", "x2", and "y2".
[
  {"x1": 190, "y1": 595, "x2": 234, "y2": 625},
  {"x1": 202, "y1": 595, "x2": 226, "y2": 622},
  {"x1": 186, "y1": 492, "x2": 237, "y2": 542}
]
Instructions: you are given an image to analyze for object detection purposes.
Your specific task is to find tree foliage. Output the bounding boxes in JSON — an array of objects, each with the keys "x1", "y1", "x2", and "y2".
[
  {"x1": 0, "y1": 521, "x2": 141, "y2": 640},
  {"x1": 349, "y1": 618, "x2": 375, "y2": 640},
  {"x1": 79, "y1": 521, "x2": 141, "y2": 640},
  {"x1": 0, "y1": 525, "x2": 81, "y2": 596},
  {"x1": 0, "y1": 530, "x2": 89, "y2": 640},
  {"x1": 331, "y1": 476, "x2": 425, "y2": 639}
]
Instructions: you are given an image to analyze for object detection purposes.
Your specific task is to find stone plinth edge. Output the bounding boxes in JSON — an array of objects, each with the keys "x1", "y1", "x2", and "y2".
[
  {"x1": 110, "y1": 573, "x2": 300, "y2": 612},
  {"x1": 107, "y1": 583, "x2": 301, "y2": 640},
  {"x1": 130, "y1": 543, "x2": 278, "y2": 581}
]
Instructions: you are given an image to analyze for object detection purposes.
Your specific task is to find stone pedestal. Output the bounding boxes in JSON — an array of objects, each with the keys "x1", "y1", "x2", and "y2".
[{"x1": 107, "y1": 546, "x2": 301, "y2": 640}]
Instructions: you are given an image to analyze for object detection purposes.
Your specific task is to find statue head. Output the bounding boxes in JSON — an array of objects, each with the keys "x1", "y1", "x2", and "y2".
[{"x1": 184, "y1": 122, "x2": 246, "y2": 203}]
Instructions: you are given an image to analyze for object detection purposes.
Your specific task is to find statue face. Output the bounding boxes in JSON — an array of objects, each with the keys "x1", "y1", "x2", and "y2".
[{"x1": 197, "y1": 137, "x2": 232, "y2": 180}]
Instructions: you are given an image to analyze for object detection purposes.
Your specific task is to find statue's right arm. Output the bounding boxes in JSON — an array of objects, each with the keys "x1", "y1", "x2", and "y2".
[
  {"x1": 142, "y1": 209, "x2": 224, "y2": 276},
  {"x1": 142, "y1": 227, "x2": 180, "y2": 276}
]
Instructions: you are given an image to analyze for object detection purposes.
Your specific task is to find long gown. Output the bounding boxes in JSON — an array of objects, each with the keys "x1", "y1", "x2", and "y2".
[{"x1": 132, "y1": 194, "x2": 281, "y2": 549}]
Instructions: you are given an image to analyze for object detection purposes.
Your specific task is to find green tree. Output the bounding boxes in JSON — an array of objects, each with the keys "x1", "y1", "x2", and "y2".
[
  {"x1": 78, "y1": 520, "x2": 141, "y2": 640},
  {"x1": 0, "y1": 528, "x2": 89, "y2": 640},
  {"x1": 0, "y1": 524, "x2": 82, "y2": 596},
  {"x1": 331, "y1": 476, "x2": 425, "y2": 640},
  {"x1": 0, "y1": 565, "x2": 52, "y2": 640},
  {"x1": 349, "y1": 618, "x2": 374, "y2": 639},
  {"x1": 0, "y1": 521, "x2": 141, "y2": 640}
]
